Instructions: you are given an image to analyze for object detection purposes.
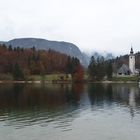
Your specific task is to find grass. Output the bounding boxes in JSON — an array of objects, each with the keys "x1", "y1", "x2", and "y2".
[
  {"x1": 26, "y1": 74, "x2": 140, "y2": 83},
  {"x1": 112, "y1": 76, "x2": 139, "y2": 82},
  {"x1": 30, "y1": 74, "x2": 72, "y2": 81}
]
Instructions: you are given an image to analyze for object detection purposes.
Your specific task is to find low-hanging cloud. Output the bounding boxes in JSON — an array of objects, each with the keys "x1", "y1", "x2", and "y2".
[{"x1": 0, "y1": 0, "x2": 140, "y2": 55}]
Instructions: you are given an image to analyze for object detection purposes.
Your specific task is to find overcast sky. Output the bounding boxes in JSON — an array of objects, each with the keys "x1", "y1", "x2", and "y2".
[{"x1": 0, "y1": 0, "x2": 140, "y2": 55}]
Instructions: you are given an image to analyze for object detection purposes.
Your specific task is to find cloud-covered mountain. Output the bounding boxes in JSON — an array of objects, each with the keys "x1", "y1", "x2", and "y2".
[
  {"x1": 83, "y1": 51, "x2": 115, "y2": 65},
  {"x1": 0, "y1": 38, "x2": 115, "y2": 67}
]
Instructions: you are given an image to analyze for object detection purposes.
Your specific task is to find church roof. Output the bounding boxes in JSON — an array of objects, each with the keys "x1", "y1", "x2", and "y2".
[
  {"x1": 117, "y1": 64, "x2": 131, "y2": 74},
  {"x1": 130, "y1": 47, "x2": 134, "y2": 54}
]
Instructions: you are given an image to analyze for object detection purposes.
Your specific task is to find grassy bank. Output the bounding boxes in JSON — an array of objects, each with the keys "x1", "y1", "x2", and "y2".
[
  {"x1": 112, "y1": 76, "x2": 139, "y2": 82},
  {"x1": 29, "y1": 74, "x2": 72, "y2": 82},
  {"x1": 0, "y1": 73, "x2": 139, "y2": 84}
]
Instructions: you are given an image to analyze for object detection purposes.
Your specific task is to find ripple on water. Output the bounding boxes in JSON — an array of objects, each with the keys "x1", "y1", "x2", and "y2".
[{"x1": 0, "y1": 83, "x2": 140, "y2": 140}]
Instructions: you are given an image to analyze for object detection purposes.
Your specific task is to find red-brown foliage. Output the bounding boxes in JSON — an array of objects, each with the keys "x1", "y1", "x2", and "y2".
[{"x1": 0, "y1": 45, "x2": 68, "y2": 75}]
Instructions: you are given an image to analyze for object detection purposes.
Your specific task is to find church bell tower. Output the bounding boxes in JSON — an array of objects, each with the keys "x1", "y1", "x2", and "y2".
[{"x1": 129, "y1": 47, "x2": 135, "y2": 75}]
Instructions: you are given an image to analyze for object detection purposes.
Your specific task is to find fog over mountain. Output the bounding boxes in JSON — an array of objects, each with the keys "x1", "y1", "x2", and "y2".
[
  {"x1": 0, "y1": 38, "x2": 114, "y2": 67},
  {"x1": 0, "y1": 38, "x2": 88, "y2": 66}
]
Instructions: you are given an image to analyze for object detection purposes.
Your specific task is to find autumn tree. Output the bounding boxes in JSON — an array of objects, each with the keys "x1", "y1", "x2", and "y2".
[
  {"x1": 72, "y1": 64, "x2": 84, "y2": 82},
  {"x1": 0, "y1": 44, "x2": 84, "y2": 81}
]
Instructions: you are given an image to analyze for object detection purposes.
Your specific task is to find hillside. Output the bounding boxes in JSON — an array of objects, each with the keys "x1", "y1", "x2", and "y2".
[
  {"x1": 0, "y1": 38, "x2": 87, "y2": 66},
  {"x1": 0, "y1": 44, "x2": 84, "y2": 81}
]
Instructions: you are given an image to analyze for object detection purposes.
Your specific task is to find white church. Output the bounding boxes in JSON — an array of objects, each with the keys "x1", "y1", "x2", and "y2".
[{"x1": 117, "y1": 47, "x2": 140, "y2": 76}]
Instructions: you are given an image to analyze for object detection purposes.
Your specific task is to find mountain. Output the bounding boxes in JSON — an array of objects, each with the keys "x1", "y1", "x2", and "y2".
[
  {"x1": 0, "y1": 38, "x2": 115, "y2": 67},
  {"x1": 0, "y1": 38, "x2": 87, "y2": 66}
]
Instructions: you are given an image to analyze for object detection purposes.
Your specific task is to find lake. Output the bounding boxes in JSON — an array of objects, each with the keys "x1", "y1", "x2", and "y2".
[{"x1": 0, "y1": 83, "x2": 140, "y2": 140}]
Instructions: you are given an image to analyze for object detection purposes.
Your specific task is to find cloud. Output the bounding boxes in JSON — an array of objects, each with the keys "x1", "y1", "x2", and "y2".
[{"x1": 0, "y1": 0, "x2": 140, "y2": 55}]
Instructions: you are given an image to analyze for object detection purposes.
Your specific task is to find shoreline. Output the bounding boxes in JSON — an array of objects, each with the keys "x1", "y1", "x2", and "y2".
[{"x1": 0, "y1": 80, "x2": 138, "y2": 84}]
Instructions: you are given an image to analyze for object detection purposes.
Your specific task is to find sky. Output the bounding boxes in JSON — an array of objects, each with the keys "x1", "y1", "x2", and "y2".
[{"x1": 0, "y1": 0, "x2": 140, "y2": 55}]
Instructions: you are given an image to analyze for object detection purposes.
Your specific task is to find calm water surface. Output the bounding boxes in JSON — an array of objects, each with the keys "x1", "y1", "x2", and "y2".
[{"x1": 0, "y1": 83, "x2": 140, "y2": 140}]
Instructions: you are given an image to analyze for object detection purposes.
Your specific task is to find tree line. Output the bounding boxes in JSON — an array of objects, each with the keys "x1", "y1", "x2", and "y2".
[
  {"x1": 0, "y1": 44, "x2": 84, "y2": 81},
  {"x1": 2, "y1": 43, "x2": 139, "y2": 82},
  {"x1": 88, "y1": 51, "x2": 140, "y2": 81},
  {"x1": 88, "y1": 56, "x2": 113, "y2": 81}
]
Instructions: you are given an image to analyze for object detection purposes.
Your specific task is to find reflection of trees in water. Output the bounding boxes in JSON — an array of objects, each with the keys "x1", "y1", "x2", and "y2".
[
  {"x1": 66, "y1": 84, "x2": 84, "y2": 105},
  {"x1": 88, "y1": 84, "x2": 113, "y2": 106},
  {"x1": 88, "y1": 84, "x2": 140, "y2": 106},
  {"x1": 0, "y1": 83, "x2": 84, "y2": 112},
  {"x1": 0, "y1": 84, "x2": 25, "y2": 110},
  {"x1": 88, "y1": 83, "x2": 140, "y2": 118},
  {"x1": 0, "y1": 83, "x2": 140, "y2": 111},
  {"x1": 0, "y1": 83, "x2": 85, "y2": 128},
  {"x1": 0, "y1": 83, "x2": 140, "y2": 125}
]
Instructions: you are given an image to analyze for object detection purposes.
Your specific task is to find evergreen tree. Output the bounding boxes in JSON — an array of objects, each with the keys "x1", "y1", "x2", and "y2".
[
  {"x1": 17, "y1": 46, "x2": 20, "y2": 52},
  {"x1": 71, "y1": 57, "x2": 80, "y2": 77},
  {"x1": 96, "y1": 56, "x2": 106, "y2": 80},
  {"x1": 88, "y1": 56, "x2": 97, "y2": 80},
  {"x1": 32, "y1": 46, "x2": 36, "y2": 52},
  {"x1": 65, "y1": 56, "x2": 83, "y2": 81},
  {"x1": 88, "y1": 56, "x2": 106, "y2": 81},
  {"x1": 66, "y1": 56, "x2": 72, "y2": 74},
  {"x1": 13, "y1": 63, "x2": 24, "y2": 80},
  {"x1": 8, "y1": 45, "x2": 12, "y2": 51},
  {"x1": 106, "y1": 60, "x2": 113, "y2": 80}
]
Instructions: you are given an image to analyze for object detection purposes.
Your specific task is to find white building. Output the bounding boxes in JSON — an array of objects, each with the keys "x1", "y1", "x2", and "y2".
[
  {"x1": 117, "y1": 47, "x2": 139, "y2": 76},
  {"x1": 129, "y1": 47, "x2": 135, "y2": 75}
]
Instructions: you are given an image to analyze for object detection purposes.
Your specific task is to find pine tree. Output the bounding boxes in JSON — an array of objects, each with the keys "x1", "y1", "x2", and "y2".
[
  {"x1": 8, "y1": 45, "x2": 12, "y2": 51},
  {"x1": 96, "y1": 56, "x2": 106, "y2": 81},
  {"x1": 13, "y1": 63, "x2": 24, "y2": 80},
  {"x1": 88, "y1": 56, "x2": 106, "y2": 81},
  {"x1": 106, "y1": 60, "x2": 113, "y2": 80},
  {"x1": 66, "y1": 56, "x2": 72, "y2": 74},
  {"x1": 88, "y1": 56, "x2": 97, "y2": 80}
]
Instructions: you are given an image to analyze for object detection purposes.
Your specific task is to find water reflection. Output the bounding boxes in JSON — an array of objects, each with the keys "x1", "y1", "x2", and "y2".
[
  {"x1": 0, "y1": 84, "x2": 85, "y2": 129},
  {"x1": 0, "y1": 84, "x2": 83, "y2": 110},
  {"x1": 0, "y1": 83, "x2": 140, "y2": 130},
  {"x1": 88, "y1": 84, "x2": 140, "y2": 117},
  {"x1": 112, "y1": 84, "x2": 140, "y2": 118},
  {"x1": 88, "y1": 84, "x2": 113, "y2": 106}
]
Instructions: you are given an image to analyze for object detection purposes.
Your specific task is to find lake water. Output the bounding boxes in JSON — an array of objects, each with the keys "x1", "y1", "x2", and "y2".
[{"x1": 0, "y1": 83, "x2": 140, "y2": 140}]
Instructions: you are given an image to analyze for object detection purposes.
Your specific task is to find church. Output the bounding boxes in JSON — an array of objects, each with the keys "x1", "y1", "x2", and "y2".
[{"x1": 117, "y1": 47, "x2": 140, "y2": 76}]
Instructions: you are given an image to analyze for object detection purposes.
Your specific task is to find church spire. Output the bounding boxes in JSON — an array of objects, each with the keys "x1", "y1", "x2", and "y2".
[{"x1": 130, "y1": 45, "x2": 134, "y2": 54}]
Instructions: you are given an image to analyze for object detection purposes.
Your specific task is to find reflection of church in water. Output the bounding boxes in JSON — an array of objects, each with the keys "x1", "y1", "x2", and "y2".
[
  {"x1": 112, "y1": 85, "x2": 140, "y2": 119},
  {"x1": 117, "y1": 47, "x2": 140, "y2": 75}
]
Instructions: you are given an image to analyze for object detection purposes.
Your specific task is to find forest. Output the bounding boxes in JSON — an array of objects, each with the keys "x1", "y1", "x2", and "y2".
[
  {"x1": 88, "y1": 51, "x2": 140, "y2": 81},
  {"x1": 0, "y1": 43, "x2": 140, "y2": 82},
  {"x1": 0, "y1": 44, "x2": 84, "y2": 81}
]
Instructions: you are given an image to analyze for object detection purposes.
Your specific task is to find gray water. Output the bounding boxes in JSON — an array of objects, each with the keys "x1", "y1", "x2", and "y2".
[{"x1": 0, "y1": 83, "x2": 140, "y2": 140}]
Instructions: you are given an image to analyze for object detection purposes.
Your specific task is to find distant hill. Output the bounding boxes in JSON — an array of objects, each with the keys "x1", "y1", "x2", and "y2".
[{"x1": 0, "y1": 38, "x2": 87, "y2": 66}]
